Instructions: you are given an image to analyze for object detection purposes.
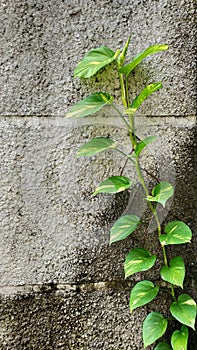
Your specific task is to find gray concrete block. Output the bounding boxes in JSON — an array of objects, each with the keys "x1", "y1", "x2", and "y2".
[
  {"x1": 0, "y1": 116, "x2": 196, "y2": 290},
  {"x1": 0, "y1": 285, "x2": 196, "y2": 349},
  {"x1": 1, "y1": 0, "x2": 196, "y2": 116},
  {"x1": 0, "y1": 287, "x2": 162, "y2": 350}
]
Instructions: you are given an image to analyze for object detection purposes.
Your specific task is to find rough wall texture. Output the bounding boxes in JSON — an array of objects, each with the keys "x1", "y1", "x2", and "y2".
[{"x1": 0, "y1": 0, "x2": 196, "y2": 349}]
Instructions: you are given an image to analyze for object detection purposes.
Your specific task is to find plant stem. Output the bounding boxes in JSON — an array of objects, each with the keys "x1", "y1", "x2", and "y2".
[
  {"x1": 125, "y1": 76, "x2": 130, "y2": 107},
  {"x1": 150, "y1": 205, "x2": 168, "y2": 266},
  {"x1": 140, "y1": 166, "x2": 160, "y2": 182},
  {"x1": 160, "y1": 287, "x2": 174, "y2": 296},
  {"x1": 116, "y1": 57, "x2": 176, "y2": 301},
  {"x1": 119, "y1": 73, "x2": 128, "y2": 108},
  {"x1": 114, "y1": 148, "x2": 134, "y2": 163},
  {"x1": 135, "y1": 157, "x2": 167, "y2": 263},
  {"x1": 135, "y1": 155, "x2": 176, "y2": 299},
  {"x1": 112, "y1": 104, "x2": 130, "y2": 129},
  {"x1": 135, "y1": 157, "x2": 149, "y2": 196},
  {"x1": 170, "y1": 285, "x2": 176, "y2": 301}
]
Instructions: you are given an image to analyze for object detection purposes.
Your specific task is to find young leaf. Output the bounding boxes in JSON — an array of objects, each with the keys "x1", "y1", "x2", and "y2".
[
  {"x1": 143, "y1": 312, "x2": 168, "y2": 348},
  {"x1": 130, "y1": 83, "x2": 163, "y2": 113},
  {"x1": 92, "y1": 176, "x2": 133, "y2": 196},
  {"x1": 77, "y1": 137, "x2": 115, "y2": 157},
  {"x1": 135, "y1": 135, "x2": 158, "y2": 157},
  {"x1": 130, "y1": 280, "x2": 159, "y2": 312},
  {"x1": 119, "y1": 44, "x2": 168, "y2": 76},
  {"x1": 160, "y1": 221, "x2": 192, "y2": 246},
  {"x1": 171, "y1": 325, "x2": 188, "y2": 350},
  {"x1": 74, "y1": 46, "x2": 119, "y2": 78},
  {"x1": 66, "y1": 92, "x2": 114, "y2": 118},
  {"x1": 110, "y1": 215, "x2": 140, "y2": 244},
  {"x1": 117, "y1": 36, "x2": 131, "y2": 66},
  {"x1": 160, "y1": 256, "x2": 185, "y2": 288},
  {"x1": 170, "y1": 294, "x2": 197, "y2": 330},
  {"x1": 124, "y1": 248, "x2": 156, "y2": 278},
  {"x1": 147, "y1": 182, "x2": 174, "y2": 207},
  {"x1": 154, "y1": 342, "x2": 172, "y2": 350}
]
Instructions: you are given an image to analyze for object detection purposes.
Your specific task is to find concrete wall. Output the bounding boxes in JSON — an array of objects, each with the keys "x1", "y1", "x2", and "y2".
[{"x1": 0, "y1": 1, "x2": 196, "y2": 349}]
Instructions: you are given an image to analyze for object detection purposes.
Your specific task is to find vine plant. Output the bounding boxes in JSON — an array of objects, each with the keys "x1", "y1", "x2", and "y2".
[{"x1": 66, "y1": 37, "x2": 196, "y2": 349}]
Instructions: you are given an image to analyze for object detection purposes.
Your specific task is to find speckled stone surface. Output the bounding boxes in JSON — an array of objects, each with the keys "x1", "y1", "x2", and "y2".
[
  {"x1": 0, "y1": 288, "x2": 146, "y2": 350},
  {"x1": 0, "y1": 116, "x2": 196, "y2": 286},
  {"x1": 0, "y1": 116, "x2": 196, "y2": 348},
  {"x1": 0, "y1": 0, "x2": 196, "y2": 349},
  {"x1": 1, "y1": 0, "x2": 196, "y2": 116}
]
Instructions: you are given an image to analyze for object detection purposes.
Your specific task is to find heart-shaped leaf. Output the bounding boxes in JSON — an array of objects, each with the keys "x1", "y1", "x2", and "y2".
[
  {"x1": 135, "y1": 135, "x2": 158, "y2": 157},
  {"x1": 74, "y1": 46, "x2": 119, "y2": 78},
  {"x1": 154, "y1": 342, "x2": 172, "y2": 350},
  {"x1": 92, "y1": 176, "x2": 133, "y2": 196},
  {"x1": 124, "y1": 248, "x2": 156, "y2": 278},
  {"x1": 160, "y1": 221, "x2": 192, "y2": 246},
  {"x1": 171, "y1": 325, "x2": 188, "y2": 350},
  {"x1": 160, "y1": 256, "x2": 185, "y2": 288},
  {"x1": 143, "y1": 312, "x2": 168, "y2": 348},
  {"x1": 76, "y1": 137, "x2": 115, "y2": 157},
  {"x1": 130, "y1": 83, "x2": 163, "y2": 113},
  {"x1": 119, "y1": 44, "x2": 168, "y2": 76},
  {"x1": 130, "y1": 280, "x2": 159, "y2": 312},
  {"x1": 170, "y1": 294, "x2": 196, "y2": 330},
  {"x1": 110, "y1": 215, "x2": 140, "y2": 244},
  {"x1": 66, "y1": 92, "x2": 114, "y2": 118},
  {"x1": 147, "y1": 182, "x2": 174, "y2": 207}
]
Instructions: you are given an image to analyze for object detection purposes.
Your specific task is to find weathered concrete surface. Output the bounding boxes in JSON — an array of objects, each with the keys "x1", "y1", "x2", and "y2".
[
  {"x1": 0, "y1": 0, "x2": 196, "y2": 116},
  {"x1": 0, "y1": 116, "x2": 196, "y2": 349},
  {"x1": 0, "y1": 116, "x2": 196, "y2": 286},
  {"x1": 0, "y1": 0, "x2": 196, "y2": 349},
  {"x1": 0, "y1": 288, "x2": 146, "y2": 350},
  {"x1": 0, "y1": 285, "x2": 196, "y2": 349}
]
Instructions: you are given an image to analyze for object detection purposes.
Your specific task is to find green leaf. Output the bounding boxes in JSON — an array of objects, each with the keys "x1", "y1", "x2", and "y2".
[
  {"x1": 117, "y1": 36, "x2": 131, "y2": 66},
  {"x1": 130, "y1": 280, "x2": 159, "y2": 312},
  {"x1": 147, "y1": 182, "x2": 174, "y2": 207},
  {"x1": 129, "y1": 83, "x2": 163, "y2": 114},
  {"x1": 135, "y1": 135, "x2": 158, "y2": 157},
  {"x1": 66, "y1": 92, "x2": 114, "y2": 118},
  {"x1": 154, "y1": 342, "x2": 172, "y2": 350},
  {"x1": 76, "y1": 137, "x2": 115, "y2": 157},
  {"x1": 74, "y1": 46, "x2": 119, "y2": 78},
  {"x1": 170, "y1": 294, "x2": 197, "y2": 330},
  {"x1": 160, "y1": 256, "x2": 185, "y2": 288},
  {"x1": 171, "y1": 325, "x2": 188, "y2": 350},
  {"x1": 119, "y1": 44, "x2": 168, "y2": 76},
  {"x1": 124, "y1": 248, "x2": 156, "y2": 278},
  {"x1": 92, "y1": 176, "x2": 133, "y2": 196},
  {"x1": 160, "y1": 221, "x2": 192, "y2": 246},
  {"x1": 110, "y1": 215, "x2": 140, "y2": 244},
  {"x1": 143, "y1": 312, "x2": 168, "y2": 348}
]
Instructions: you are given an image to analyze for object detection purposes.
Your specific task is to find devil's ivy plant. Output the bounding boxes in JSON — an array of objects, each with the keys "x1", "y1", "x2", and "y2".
[{"x1": 66, "y1": 37, "x2": 196, "y2": 349}]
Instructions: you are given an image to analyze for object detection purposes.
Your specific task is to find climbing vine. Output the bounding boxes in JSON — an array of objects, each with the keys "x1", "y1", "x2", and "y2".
[{"x1": 66, "y1": 37, "x2": 196, "y2": 349}]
